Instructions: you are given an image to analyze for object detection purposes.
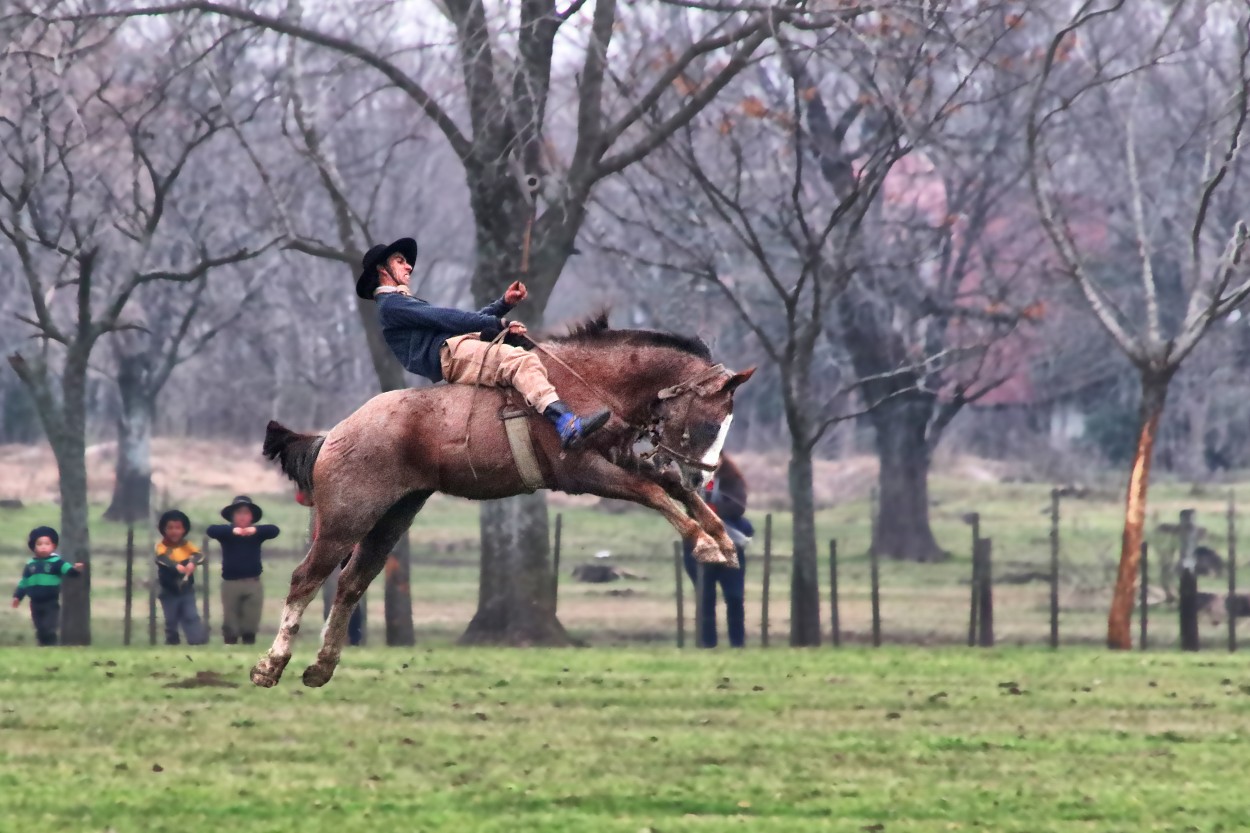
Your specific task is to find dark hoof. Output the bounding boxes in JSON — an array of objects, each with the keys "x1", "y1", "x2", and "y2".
[{"x1": 302, "y1": 663, "x2": 335, "y2": 688}]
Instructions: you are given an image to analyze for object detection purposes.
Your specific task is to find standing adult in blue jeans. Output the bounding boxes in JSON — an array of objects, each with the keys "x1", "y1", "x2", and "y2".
[{"x1": 683, "y1": 455, "x2": 752, "y2": 648}]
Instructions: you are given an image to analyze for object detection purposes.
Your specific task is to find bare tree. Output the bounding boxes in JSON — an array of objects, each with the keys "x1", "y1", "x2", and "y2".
[
  {"x1": 218, "y1": 12, "x2": 473, "y2": 646},
  {"x1": 103, "y1": 271, "x2": 259, "y2": 522},
  {"x1": 599, "y1": 6, "x2": 1032, "y2": 641},
  {"x1": 1, "y1": 15, "x2": 270, "y2": 643},
  {"x1": 57, "y1": 0, "x2": 874, "y2": 644},
  {"x1": 1025, "y1": 0, "x2": 1250, "y2": 648}
]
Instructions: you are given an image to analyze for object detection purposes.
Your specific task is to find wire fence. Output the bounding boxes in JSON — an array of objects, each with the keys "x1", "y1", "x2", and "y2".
[{"x1": 1, "y1": 491, "x2": 1244, "y2": 649}]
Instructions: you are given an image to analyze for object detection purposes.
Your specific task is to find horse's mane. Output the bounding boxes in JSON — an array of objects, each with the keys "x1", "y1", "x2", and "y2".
[{"x1": 548, "y1": 312, "x2": 712, "y2": 361}]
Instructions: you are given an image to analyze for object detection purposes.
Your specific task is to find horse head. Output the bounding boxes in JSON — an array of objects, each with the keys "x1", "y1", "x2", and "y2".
[{"x1": 651, "y1": 364, "x2": 755, "y2": 490}]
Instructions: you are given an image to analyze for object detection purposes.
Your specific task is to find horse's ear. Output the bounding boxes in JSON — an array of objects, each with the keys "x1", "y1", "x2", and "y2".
[{"x1": 720, "y1": 367, "x2": 755, "y2": 394}]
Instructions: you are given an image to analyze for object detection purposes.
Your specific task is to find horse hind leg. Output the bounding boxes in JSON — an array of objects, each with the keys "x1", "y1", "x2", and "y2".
[
  {"x1": 250, "y1": 522, "x2": 359, "y2": 688},
  {"x1": 302, "y1": 491, "x2": 432, "y2": 688}
]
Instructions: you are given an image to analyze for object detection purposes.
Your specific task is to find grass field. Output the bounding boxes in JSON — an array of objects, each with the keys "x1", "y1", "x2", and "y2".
[
  {"x1": 3, "y1": 473, "x2": 1247, "y2": 649},
  {"x1": 3, "y1": 646, "x2": 1250, "y2": 832}
]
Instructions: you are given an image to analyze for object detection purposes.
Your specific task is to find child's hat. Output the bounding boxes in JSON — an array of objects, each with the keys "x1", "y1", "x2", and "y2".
[
  {"x1": 220, "y1": 495, "x2": 263, "y2": 523},
  {"x1": 27, "y1": 526, "x2": 59, "y2": 551},
  {"x1": 158, "y1": 510, "x2": 192, "y2": 536}
]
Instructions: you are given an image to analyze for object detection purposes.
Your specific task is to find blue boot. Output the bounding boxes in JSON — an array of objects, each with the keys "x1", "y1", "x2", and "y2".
[{"x1": 544, "y1": 401, "x2": 612, "y2": 449}]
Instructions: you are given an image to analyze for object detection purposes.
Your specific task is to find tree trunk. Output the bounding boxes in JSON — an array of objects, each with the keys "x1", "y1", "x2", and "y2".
[
  {"x1": 54, "y1": 436, "x2": 92, "y2": 645},
  {"x1": 459, "y1": 491, "x2": 570, "y2": 645},
  {"x1": 56, "y1": 362, "x2": 92, "y2": 646},
  {"x1": 1107, "y1": 371, "x2": 1172, "y2": 649},
  {"x1": 788, "y1": 449, "x2": 822, "y2": 646},
  {"x1": 352, "y1": 285, "x2": 415, "y2": 646},
  {"x1": 383, "y1": 535, "x2": 415, "y2": 645},
  {"x1": 104, "y1": 351, "x2": 153, "y2": 523},
  {"x1": 459, "y1": 200, "x2": 576, "y2": 646},
  {"x1": 870, "y1": 394, "x2": 945, "y2": 562}
]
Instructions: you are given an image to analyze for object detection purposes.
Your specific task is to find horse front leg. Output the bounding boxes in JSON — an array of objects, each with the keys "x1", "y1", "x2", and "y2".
[
  {"x1": 653, "y1": 473, "x2": 739, "y2": 569},
  {"x1": 568, "y1": 455, "x2": 733, "y2": 566}
]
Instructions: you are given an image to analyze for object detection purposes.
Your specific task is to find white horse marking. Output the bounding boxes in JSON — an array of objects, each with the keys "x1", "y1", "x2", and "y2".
[{"x1": 699, "y1": 415, "x2": 734, "y2": 484}]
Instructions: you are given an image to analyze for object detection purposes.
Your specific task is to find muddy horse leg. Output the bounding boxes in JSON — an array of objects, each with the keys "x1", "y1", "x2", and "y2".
[
  {"x1": 572, "y1": 455, "x2": 731, "y2": 565},
  {"x1": 655, "y1": 474, "x2": 739, "y2": 568},
  {"x1": 302, "y1": 492, "x2": 431, "y2": 688},
  {"x1": 251, "y1": 524, "x2": 357, "y2": 688}
]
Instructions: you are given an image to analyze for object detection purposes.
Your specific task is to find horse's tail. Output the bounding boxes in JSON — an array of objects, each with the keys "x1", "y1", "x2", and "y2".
[{"x1": 262, "y1": 420, "x2": 325, "y2": 498}]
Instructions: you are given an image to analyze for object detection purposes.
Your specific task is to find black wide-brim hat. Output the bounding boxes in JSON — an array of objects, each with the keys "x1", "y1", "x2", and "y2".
[
  {"x1": 221, "y1": 495, "x2": 263, "y2": 523},
  {"x1": 356, "y1": 237, "x2": 418, "y2": 300}
]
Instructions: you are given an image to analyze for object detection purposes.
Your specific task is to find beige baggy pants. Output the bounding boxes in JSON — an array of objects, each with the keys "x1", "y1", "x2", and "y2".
[
  {"x1": 220, "y1": 577, "x2": 264, "y2": 642},
  {"x1": 440, "y1": 334, "x2": 560, "y2": 413}
]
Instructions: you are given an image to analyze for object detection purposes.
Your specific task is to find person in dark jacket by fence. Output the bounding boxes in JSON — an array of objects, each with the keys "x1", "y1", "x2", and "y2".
[
  {"x1": 10, "y1": 526, "x2": 84, "y2": 646},
  {"x1": 155, "y1": 510, "x2": 207, "y2": 645},
  {"x1": 358, "y1": 237, "x2": 610, "y2": 449},
  {"x1": 683, "y1": 456, "x2": 752, "y2": 648},
  {"x1": 207, "y1": 496, "x2": 279, "y2": 645}
]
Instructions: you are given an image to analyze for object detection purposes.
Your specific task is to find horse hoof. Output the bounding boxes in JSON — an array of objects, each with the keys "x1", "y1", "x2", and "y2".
[
  {"x1": 302, "y1": 663, "x2": 335, "y2": 688},
  {"x1": 251, "y1": 665, "x2": 280, "y2": 688},
  {"x1": 693, "y1": 536, "x2": 725, "y2": 565},
  {"x1": 251, "y1": 654, "x2": 289, "y2": 688}
]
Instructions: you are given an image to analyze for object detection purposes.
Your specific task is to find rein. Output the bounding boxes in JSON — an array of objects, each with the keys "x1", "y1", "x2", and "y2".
[{"x1": 532, "y1": 340, "x2": 730, "y2": 470}]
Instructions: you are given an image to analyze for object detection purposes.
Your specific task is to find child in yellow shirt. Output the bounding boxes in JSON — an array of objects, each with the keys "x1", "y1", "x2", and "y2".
[{"x1": 155, "y1": 510, "x2": 207, "y2": 645}]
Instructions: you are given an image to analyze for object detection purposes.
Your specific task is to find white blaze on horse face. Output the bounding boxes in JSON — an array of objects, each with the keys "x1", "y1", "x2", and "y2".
[{"x1": 699, "y1": 415, "x2": 733, "y2": 485}]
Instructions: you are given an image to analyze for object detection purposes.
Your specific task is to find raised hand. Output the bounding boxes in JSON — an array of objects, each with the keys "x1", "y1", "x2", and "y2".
[{"x1": 504, "y1": 280, "x2": 527, "y2": 305}]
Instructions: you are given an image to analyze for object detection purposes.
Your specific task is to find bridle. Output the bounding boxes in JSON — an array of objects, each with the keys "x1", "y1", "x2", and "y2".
[
  {"x1": 528, "y1": 343, "x2": 729, "y2": 474},
  {"x1": 644, "y1": 363, "x2": 729, "y2": 474}
]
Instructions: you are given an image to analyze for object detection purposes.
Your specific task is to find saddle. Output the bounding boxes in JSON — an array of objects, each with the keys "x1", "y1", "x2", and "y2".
[{"x1": 499, "y1": 390, "x2": 544, "y2": 493}]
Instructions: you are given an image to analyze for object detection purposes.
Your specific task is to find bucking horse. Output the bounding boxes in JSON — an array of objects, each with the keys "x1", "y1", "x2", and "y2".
[{"x1": 254, "y1": 314, "x2": 753, "y2": 688}]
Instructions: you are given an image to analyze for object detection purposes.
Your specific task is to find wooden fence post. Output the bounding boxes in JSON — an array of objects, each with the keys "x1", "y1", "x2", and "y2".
[
  {"x1": 673, "y1": 541, "x2": 685, "y2": 649},
  {"x1": 1228, "y1": 492, "x2": 1237, "y2": 653},
  {"x1": 694, "y1": 562, "x2": 707, "y2": 649},
  {"x1": 123, "y1": 524, "x2": 135, "y2": 647},
  {"x1": 1050, "y1": 489, "x2": 1060, "y2": 649},
  {"x1": 148, "y1": 526, "x2": 157, "y2": 646},
  {"x1": 976, "y1": 537, "x2": 994, "y2": 648},
  {"x1": 965, "y1": 512, "x2": 981, "y2": 647},
  {"x1": 829, "y1": 539, "x2": 840, "y2": 647},
  {"x1": 760, "y1": 514, "x2": 772, "y2": 648},
  {"x1": 1139, "y1": 541, "x2": 1149, "y2": 650},
  {"x1": 870, "y1": 539, "x2": 881, "y2": 648},
  {"x1": 200, "y1": 534, "x2": 211, "y2": 638},
  {"x1": 967, "y1": 540, "x2": 980, "y2": 647},
  {"x1": 551, "y1": 513, "x2": 562, "y2": 606},
  {"x1": 1178, "y1": 509, "x2": 1200, "y2": 652}
]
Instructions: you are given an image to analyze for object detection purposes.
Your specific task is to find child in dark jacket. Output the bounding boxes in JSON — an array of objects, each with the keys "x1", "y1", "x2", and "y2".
[
  {"x1": 206, "y1": 496, "x2": 279, "y2": 645},
  {"x1": 10, "y1": 526, "x2": 84, "y2": 646},
  {"x1": 155, "y1": 510, "x2": 207, "y2": 645}
]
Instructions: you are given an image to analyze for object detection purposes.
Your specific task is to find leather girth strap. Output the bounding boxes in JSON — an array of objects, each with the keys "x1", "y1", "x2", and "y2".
[{"x1": 500, "y1": 404, "x2": 545, "y2": 493}]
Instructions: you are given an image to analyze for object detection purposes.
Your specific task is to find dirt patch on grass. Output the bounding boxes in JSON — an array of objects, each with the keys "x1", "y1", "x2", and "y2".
[{"x1": 163, "y1": 670, "x2": 239, "y2": 689}]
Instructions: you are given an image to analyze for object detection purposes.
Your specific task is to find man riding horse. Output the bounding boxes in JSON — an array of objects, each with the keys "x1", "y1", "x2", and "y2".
[
  {"x1": 357, "y1": 237, "x2": 611, "y2": 448},
  {"x1": 250, "y1": 246, "x2": 755, "y2": 689}
]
